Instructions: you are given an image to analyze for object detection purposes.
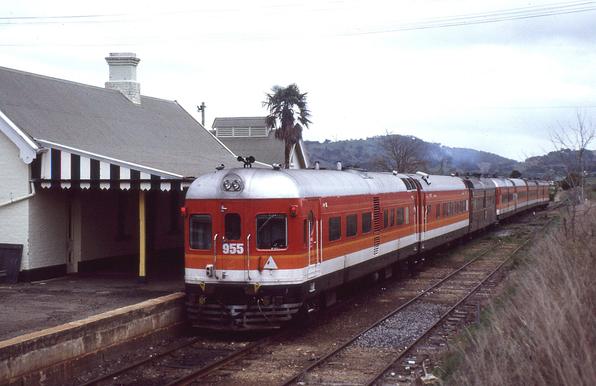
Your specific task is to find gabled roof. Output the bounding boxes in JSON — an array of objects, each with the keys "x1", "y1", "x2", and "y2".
[
  {"x1": 212, "y1": 116, "x2": 267, "y2": 129},
  {"x1": 219, "y1": 131, "x2": 285, "y2": 166},
  {"x1": 0, "y1": 66, "x2": 236, "y2": 177}
]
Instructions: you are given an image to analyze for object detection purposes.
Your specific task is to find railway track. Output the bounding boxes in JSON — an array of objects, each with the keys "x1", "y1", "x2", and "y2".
[
  {"x1": 77, "y1": 211, "x2": 554, "y2": 386},
  {"x1": 79, "y1": 333, "x2": 271, "y2": 386},
  {"x1": 281, "y1": 215, "x2": 554, "y2": 386}
]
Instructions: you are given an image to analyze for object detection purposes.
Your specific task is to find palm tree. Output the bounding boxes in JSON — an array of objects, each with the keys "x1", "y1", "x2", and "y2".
[{"x1": 263, "y1": 84, "x2": 311, "y2": 168}]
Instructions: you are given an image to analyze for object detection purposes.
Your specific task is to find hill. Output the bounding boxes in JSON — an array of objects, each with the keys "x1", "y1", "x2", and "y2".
[
  {"x1": 304, "y1": 135, "x2": 596, "y2": 179},
  {"x1": 304, "y1": 136, "x2": 516, "y2": 176}
]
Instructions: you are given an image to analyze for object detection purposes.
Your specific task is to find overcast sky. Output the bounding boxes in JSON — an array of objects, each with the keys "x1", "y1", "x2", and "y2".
[{"x1": 2, "y1": 0, "x2": 595, "y2": 161}]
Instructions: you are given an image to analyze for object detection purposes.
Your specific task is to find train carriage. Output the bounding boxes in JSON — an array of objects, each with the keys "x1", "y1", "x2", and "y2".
[
  {"x1": 510, "y1": 178, "x2": 529, "y2": 213},
  {"x1": 463, "y1": 177, "x2": 497, "y2": 232},
  {"x1": 406, "y1": 174, "x2": 470, "y2": 251},
  {"x1": 183, "y1": 168, "x2": 550, "y2": 330},
  {"x1": 184, "y1": 168, "x2": 419, "y2": 329},
  {"x1": 492, "y1": 178, "x2": 516, "y2": 220}
]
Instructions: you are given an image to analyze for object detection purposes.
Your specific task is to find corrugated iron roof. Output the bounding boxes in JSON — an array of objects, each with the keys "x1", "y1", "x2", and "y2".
[
  {"x1": 212, "y1": 116, "x2": 267, "y2": 129},
  {"x1": 0, "y1": 66, "x2": 237, "y2": 177},
  {"x1": 218, "y1": 131, "x2": 285, "y2": 166}
]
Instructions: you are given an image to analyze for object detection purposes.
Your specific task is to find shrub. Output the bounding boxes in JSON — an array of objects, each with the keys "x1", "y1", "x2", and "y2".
[{"x1": 447, "y1": 206, "x2": 596, "y2": 386}]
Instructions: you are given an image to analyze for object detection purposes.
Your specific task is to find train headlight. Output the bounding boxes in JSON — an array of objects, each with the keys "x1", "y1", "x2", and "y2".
[{"x1": 222, "y1": 174, "x2": 243, "y2": 192}]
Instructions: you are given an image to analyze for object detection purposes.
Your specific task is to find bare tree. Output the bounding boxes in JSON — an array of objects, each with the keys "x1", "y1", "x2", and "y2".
[
  {"x1": 551, "y1": 111, "x2": 595, "y2": 238},
  {"x1": 376, "y1": 131, "x2": 427, "y2": 173},
  {"x1": 551, "y1": 112, "x2": 595, "y2": 199}
]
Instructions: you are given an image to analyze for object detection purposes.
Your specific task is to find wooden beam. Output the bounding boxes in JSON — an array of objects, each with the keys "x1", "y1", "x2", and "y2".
[{"x1": 139, "y1": 190, "x2": 146, "y2": 281}]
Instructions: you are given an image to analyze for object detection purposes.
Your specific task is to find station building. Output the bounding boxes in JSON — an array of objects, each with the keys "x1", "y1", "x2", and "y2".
[
  {"x1": 212, "y1": 116, "x2": 309, "y2": 169},
  {"x1": 0, "y1": 53, "x2": 239, "y2": 281}
]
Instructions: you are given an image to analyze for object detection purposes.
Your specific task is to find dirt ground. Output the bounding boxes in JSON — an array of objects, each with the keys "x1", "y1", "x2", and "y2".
[{"x1": 0, "y1": 273, "x2": 183, "y2": 341}]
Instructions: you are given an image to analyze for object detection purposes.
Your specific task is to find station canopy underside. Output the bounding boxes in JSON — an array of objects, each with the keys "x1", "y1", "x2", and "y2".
[{"x1": 33, "y1": 144, "x2": 193, "y2": 192}]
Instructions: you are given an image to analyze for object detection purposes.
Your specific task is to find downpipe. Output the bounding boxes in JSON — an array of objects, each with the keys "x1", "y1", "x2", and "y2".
[{"x1": 0, "y1": 181, "x2": 36, "y2": 208}]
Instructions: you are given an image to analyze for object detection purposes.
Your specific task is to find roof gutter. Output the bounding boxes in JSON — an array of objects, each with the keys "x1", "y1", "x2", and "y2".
[
  {"x1": 0, "y1": 109, "x2": 40, "y2": 164},
  {"x1": 0, "y1": 181, "x2": 36, "y2": 209}
]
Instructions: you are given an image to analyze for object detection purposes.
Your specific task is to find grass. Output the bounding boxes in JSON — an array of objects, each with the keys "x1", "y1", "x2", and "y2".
[{"x1": 443, "y1": 204, "x2": 596, "y2": 386}]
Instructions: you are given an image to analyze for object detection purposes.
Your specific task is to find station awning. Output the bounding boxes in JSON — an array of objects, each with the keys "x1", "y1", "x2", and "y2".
[{"x1": 32, "y1": 141, "x2": 193, "y2": 191}]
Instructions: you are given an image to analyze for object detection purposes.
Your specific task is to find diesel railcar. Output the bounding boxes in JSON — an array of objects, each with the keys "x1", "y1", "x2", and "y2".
[{"x1": 182, "y1": 168, "x2": 549, "y2": 330}]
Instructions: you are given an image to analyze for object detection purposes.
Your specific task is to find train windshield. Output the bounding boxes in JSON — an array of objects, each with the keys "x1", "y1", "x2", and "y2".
[
  {"x1": 256, "y1": 214, "x2": 287, "y2": 249},
  {"x1": 225, "y1": 213, "x2": 241, "y2": 240},
  {"x1": 189, "y1": 214, "x2": 212, "y2": 249}
]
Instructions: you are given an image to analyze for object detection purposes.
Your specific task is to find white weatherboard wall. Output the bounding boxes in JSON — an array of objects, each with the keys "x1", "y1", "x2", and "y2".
[
  {"x1": 27, "y1": 190, "x2": 69, "y2": 270},
  {"x1": 0, "y1": 132, "x2": 30, "y2": 270}
]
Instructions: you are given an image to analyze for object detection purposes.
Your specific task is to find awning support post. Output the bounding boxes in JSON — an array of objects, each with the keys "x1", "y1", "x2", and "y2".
[{"x1": 139, "y1": 190, "x2": 147, "y2": 282}]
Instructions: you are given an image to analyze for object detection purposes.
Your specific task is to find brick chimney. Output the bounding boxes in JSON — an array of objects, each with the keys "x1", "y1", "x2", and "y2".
[{"x1": 105, "y1": 52, "x2": 141, "y2": 104}]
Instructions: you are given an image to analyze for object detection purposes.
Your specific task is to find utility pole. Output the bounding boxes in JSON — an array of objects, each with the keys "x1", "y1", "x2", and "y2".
[{"x1": 197, "y1": 102, "x2": 206, "y2": 127}]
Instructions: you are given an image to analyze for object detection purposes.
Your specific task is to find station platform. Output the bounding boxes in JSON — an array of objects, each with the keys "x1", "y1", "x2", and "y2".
[
  {"x1": 0, "y1": 272, "x2": 184, "y2": 341},
  {"x1": 0, "y1": 270, "x2": 187, "y2": 385}
]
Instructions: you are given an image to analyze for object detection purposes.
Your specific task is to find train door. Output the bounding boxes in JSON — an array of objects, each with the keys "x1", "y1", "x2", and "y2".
[
  {"x1": 216, "y1": 201, "x2": 250, "y2": 279},
  {"x1": 303, "y1": 199, "x2": 321, "y2": 279}
]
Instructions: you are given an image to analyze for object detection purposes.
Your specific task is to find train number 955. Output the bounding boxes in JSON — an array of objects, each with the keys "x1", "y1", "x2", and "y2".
[{"x1": 222, "y1": 243, "x2": 244, "y2": 254}]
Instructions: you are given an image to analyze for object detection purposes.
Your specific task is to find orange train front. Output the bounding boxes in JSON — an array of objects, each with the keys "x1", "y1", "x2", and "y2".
[{"x1": 182, "y1": 168, "x2": 549, "y2": 330}]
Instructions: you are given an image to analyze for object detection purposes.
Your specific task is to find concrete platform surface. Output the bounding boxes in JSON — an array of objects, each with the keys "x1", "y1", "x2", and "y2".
[{"x1": 0, "y1": 273, "x2": 184, "y2": 341}]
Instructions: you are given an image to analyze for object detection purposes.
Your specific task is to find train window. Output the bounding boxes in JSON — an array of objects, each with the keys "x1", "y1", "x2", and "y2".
[
  {"x1": 383, "y1": 209, "x2": 389, "y2": 228},
  {"x1": 442, "y1": 203, "x2": 447, "y2": 217},
  {"x1": 329, "y1": 216, "x2": 341, "y2": 241},
  {"x1": 405, "y1": 207, "x2": 410, "y2": 224},
  {"x1": 225, "y1": 213, "x2": 241, "y2": 240},
  {"x1": 362, "y1": 212, "x2": 372, "y2": 233},
  {"x1": 390, "y1": 208, "x2": 395, "y2": 226},
  {"x1": 256, "y1": 214, "x2": 287, "y2": 249},
  {"x1": 397, "y1": 208, "x2": 404, "y2": 225},
  {"x1": 189, "y1": 214, "x2": 212, "y2": 250},
  {"x1": 427, "y1": 205, "x2": 431, "y2": 218},
  {"x1": 346, "y1": 214, "x2": 358, "y2": 237},
  {"x1": 436, "y1": 204, "x2": 440, "y2": 219}
]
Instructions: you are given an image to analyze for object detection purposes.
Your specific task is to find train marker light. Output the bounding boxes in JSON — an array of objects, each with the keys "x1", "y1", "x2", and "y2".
[
  {"x1": 289, "y1": 205, "x2": 298, "y2": 217},
  {"x1": 180, "y1": 207, "x2": 187, "y2": 217}
]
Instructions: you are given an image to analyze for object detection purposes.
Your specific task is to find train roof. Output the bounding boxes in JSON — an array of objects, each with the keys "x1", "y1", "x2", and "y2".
[
  {"x1": 186, "y1": 168, "x2": 466, "y2": 200},
  {"x1": 509, "y1": 178, "x2": 527, "y2": 187},
  {"x1": 489, "y1": 177, "x2": 514, "y2": 188},
  {"x1": 405, "y1": 174, "x2": 467, "y2": 192},
  {"x1": 462, "y1": 177, "x2": 497, "y2": 190}
]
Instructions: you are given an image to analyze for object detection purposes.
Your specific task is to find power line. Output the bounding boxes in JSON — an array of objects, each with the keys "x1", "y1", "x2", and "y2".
[
  {"x1": 1, "y1": 0, "x2": 595, "y2": 27},
  {"x1": 0, "y1": 0, "x2": 594, "y2": 46}
]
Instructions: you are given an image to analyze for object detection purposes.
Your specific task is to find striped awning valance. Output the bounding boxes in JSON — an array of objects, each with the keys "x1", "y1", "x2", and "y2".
[{"x1": 33, "y1": 142, "x2": 193, "y2": 192}]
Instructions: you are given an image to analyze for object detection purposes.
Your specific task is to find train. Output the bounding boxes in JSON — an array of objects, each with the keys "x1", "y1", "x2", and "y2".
[{"x1": 182, "y1": 167, "x2": 550, "y2": 330}]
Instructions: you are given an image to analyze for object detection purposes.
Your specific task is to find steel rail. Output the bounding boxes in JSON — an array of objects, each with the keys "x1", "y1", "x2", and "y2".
[
  {"x1": 279, "y1": 241, "x2": 498, "y2": 386},
  {"x1": 80, "y1": 335, "x2": 202, "y2": 386},
  {"x1": 165, "y1": 334, "x2": 277, "y2": 386},
  {"x1": 364, "y1": 217, "x2": 555, "y2": 385}
]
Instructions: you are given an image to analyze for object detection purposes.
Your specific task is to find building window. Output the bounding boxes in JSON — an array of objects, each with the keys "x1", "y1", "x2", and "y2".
[
  {"x1": 362, "y1": 212, "x2": 372, "y2": 233},
  {"x1": 190, "y1": 215, "x2": 212, "y2": 250},
  {"x1": 329, "y1": 216, "x2": 341, "y2": 241},
  {"x1": 346, "y1": 214, "x2": 358, "y2": 237},
  {"x1": 225, "y1": 213, "x2": 241, "y2": 240},
  {"x1": 257, "y1": 214, "x2": 287, "y2": 249}
]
